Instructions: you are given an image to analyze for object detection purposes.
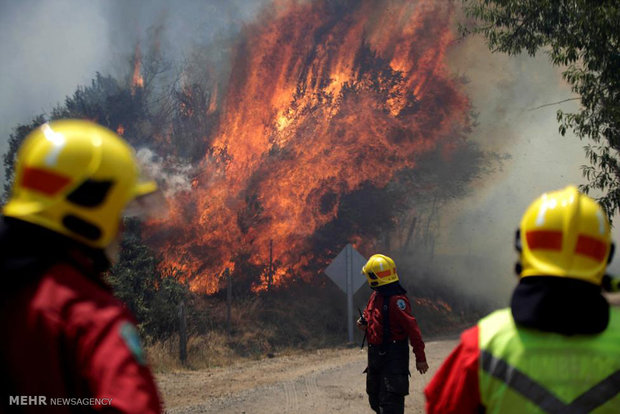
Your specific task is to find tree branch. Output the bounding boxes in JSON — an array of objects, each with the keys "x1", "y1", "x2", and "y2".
[{"x1": 527, "y1": 97, "x2": 580, "y2": 111}]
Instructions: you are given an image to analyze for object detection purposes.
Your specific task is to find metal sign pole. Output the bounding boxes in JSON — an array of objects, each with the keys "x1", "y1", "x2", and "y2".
[
  {"x1": 346, "y1": 244, "x2": 353, "y2": 343},
  {"x1": 324, "y1": 244, "x2": 367, "y2": 345}
]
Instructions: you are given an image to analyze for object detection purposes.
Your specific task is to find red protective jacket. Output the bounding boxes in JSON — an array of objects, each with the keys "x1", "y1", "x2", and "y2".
[
  {"x1": 363, "y1": 290, "x2": 427, "y2": 362},
  {"x1": 424, "y1": 325, "x2": 480, "y2": 413},
  {"x1": 1, "y1": 261, "x2": 162, "y2": 413}
]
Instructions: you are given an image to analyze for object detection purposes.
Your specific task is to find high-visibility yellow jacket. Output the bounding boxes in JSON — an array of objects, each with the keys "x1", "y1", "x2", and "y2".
[
  {"x1": 425, "y1": 307, "x2": 620, "y2": 414},
  {"x1": 478, "y1": 307, "x2": 620, "y2": 413}
]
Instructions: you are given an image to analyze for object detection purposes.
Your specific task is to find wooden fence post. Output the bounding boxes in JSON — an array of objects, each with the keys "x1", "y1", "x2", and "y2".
[
  {"x1": 226, "y1": 268, "x2": 232, "y2": 336},
  {"x1": 179, "y1": 300, "x2": 187, "y2": 364},
  {"x1": 267, "y1": 239, "x2": 273, "y2": 291}
]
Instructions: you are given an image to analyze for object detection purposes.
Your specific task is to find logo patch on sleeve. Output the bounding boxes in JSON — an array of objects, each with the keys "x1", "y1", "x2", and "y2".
[
  {"x1": 119, "y1": 322, "x2": 146, "y2": 365},
  {"x1": 396, "y1": 299, "x2": 406, "y2": 310}
]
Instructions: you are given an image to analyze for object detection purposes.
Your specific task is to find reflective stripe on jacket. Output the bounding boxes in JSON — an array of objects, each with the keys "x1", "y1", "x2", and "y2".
[{"x1": 478, "y1": 307, "x2": 620, "y2": 414}]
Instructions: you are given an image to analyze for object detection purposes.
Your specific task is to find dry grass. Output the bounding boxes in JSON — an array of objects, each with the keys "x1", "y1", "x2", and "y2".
[
  {"x1": 146, "y1": 332, "x2": 240, "y2": 372},
  {"x1": 145, "y1": 281, "x2": 478, "y2": 373}
]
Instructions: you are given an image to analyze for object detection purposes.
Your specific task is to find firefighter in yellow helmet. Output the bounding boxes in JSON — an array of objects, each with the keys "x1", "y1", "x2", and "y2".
[
  {"x1": 0, "y1": 120, "x2": 162, "y2": 413},
  {"x1": 425, "y1": 186, "x2": 620, "y2": 413},
  {"x1": 357, "y1": 254, "x2": 428, "y2": 414}
]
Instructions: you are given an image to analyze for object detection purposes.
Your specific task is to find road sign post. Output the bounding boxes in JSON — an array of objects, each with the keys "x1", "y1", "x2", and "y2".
[{"x1": 325, "y1": 244, "x2": 367, "y2": 343}]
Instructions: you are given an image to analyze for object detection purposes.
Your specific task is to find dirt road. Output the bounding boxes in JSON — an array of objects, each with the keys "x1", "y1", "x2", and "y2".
[{"x1": 157, "y1": 337, "x2": 459, "y2": 413}]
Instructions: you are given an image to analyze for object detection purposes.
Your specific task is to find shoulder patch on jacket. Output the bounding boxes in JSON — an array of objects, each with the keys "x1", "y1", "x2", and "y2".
[
  {"x1": 119, "y1": 321, "x2": 146, "y2": 365},
  {"x1": 396, "y1": 298, "x2": 406, "y2": 310}
]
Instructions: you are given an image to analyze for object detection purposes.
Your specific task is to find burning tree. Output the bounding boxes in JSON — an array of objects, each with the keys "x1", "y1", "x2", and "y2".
[{"x1": 145, "y1": 0, "x2": 482, "y2": 294}]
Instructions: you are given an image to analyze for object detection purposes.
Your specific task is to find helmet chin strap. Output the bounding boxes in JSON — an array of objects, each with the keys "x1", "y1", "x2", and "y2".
[
  {"x1": 514, "y1": 228, "x2": 523, "y2": 277},
  {"x1": 514, "y1": 262, "x2": 523, "y2": 277}
]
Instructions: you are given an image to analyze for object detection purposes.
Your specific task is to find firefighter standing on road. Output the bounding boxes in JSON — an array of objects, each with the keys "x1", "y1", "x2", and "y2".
[
  {"x1": 425, "y1": 186, "x2": 620, "y2": 413},
  {"x1": 357, "y1": 254, "x2": 428, "y2": 414},
  {"x1": 0, "y1": 120, "x2": 162, "y2": 413}
]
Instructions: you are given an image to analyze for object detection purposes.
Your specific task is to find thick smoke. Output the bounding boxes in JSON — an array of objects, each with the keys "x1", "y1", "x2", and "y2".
[
  {"x1": 100, "y1": 0, "x2": 270, "y2": 75},
  {"x1": 420, "y1": 36, "x2": 619, "y2": 308}
]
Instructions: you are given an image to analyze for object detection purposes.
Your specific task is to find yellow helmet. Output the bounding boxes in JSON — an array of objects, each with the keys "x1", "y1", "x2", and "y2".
[
  {"x1": 517, "y1": 186, "x2": 612, "y2": 285},
  {"x1": 362, "y1": 254, "x2": 399, "y2": 287},
  {"x1": 3, "y1": 119, "x2": 157, "y2": 248}
]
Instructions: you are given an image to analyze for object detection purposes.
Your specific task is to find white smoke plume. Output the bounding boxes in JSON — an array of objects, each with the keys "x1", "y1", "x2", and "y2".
[{"x1": 136, "y1": 147, "x2": 195, "y2": 197}]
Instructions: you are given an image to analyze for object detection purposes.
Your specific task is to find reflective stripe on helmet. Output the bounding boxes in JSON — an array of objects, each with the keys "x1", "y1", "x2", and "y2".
[
  {"x1": 526, "y1": 230, "x2": 562, "y2": 251},
  {"x1": 376, "y1": 269, "x2": 392, "y2": 278},
  {"x1": 21, "y1": 166, "x2": 71, "y2": 195},
  {"x1": 575, "y1": 235, "x2": 608, "y2": 262}
]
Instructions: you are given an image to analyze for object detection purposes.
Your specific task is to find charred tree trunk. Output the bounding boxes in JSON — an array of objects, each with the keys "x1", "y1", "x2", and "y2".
[{"x1": 402, "y1": 216, "x2": 417, "y2": 254}]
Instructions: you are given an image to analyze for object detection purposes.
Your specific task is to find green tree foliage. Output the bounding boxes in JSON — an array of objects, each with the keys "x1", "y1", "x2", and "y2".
[
  {"x1": 51, "y1": 72, "x2": 153, "y2": 148},
  {"x1": 2, "y1": 115, "x2": 47, "y2": 203},
  {"x1": 462, "y1": 0, "x2": 620, "y2": 217},
  {"x1": 106, "y1": 219, "x2": 192, "y2": 340}
]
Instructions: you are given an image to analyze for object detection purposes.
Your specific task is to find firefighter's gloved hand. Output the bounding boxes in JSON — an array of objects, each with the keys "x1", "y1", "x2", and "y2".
[
  {"x1": 356, "y1": 317, "x2": 367, "y2": 331},
  {"x1": 416, "y1": 361, "x2": 429, "y2": 374}
]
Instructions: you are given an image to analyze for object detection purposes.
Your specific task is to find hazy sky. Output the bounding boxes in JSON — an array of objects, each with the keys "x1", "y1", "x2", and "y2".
[{"x1": 0, "y1": 0, "x2": 109, "y2": 162}]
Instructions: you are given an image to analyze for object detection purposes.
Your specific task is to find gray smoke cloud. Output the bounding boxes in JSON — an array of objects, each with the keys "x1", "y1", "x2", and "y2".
[
  {"x1": 421, "y1": 35, "x2": 620, "y2": 308},
  {"x1": 0, "y1": 0, "x2": 269, "y2": 180}
]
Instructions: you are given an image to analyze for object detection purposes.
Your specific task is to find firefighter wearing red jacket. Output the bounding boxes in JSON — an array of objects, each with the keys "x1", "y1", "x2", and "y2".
[
  {"x1": 0, "y1": 120, "x2": 162, "y2": 413},
  {"x1": 425, "y1": 186, "x2": 620, "y2": 413},
  {"x1": 357, "y1": 254, "x2": 428, "y2": 414}
]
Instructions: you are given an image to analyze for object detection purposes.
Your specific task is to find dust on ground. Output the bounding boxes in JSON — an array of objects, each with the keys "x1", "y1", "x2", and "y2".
[
  {"x1": 158, "y1": 293, "x2": 620, "y2": 413},
  {"x1": 157, "y1": 336, "x2": 460, "y2": 414}
]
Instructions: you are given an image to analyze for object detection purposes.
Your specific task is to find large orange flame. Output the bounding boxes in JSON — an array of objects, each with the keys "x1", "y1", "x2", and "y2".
[
  {"x1": 131, "y1": 44, "x2": 144, "y2": 94},
  {"x1": 146, "y1": 0, "x2": 470, "y2": 294}
]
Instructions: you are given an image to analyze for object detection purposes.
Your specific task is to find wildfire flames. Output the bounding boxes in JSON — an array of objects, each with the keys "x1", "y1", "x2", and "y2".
[
  {"x1": 131, "y1": 44, "x2": 144, "y2": 94},
  {"x1": 146, "y1": 0, "x2": 470, "y2": 294}
]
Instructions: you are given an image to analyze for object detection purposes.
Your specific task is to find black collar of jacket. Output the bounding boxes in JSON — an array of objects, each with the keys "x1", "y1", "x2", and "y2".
[
  {"x1": 373, "y1": 281, "x2": 407, "y2": 297},
  {"x1": 511, "y1": 276, "x2": 609, "y2": 335},
  {"x1": 0, "y1": 216, "x2": 111, "y2": 295}
]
